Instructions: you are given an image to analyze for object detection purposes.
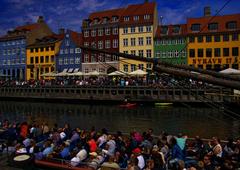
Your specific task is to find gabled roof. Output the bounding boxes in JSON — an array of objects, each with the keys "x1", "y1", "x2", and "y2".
[
  {"x1": 68, "y1": 30, "x2": 82, "y2": 46},
  {"x1": 15, "y1": 23, "x2": 40, "y2": 32},
  {"x1": 122, "y1": 2, "x2": 155, "y2": 16},
  {"x1": 89, "y1": 8, "x2": 124, "y2": 23},
  {"x1": 155, "y1": 24, "x2": 187, "y2": 38}
]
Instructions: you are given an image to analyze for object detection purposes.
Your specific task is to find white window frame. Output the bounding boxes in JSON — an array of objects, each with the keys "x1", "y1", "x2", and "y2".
[
  {"x1": 105, "y1": 40, "x2": 111, "y2": 49},
  {"x1": 113, "y1": 39, "x2": 118, "y2": 48}
]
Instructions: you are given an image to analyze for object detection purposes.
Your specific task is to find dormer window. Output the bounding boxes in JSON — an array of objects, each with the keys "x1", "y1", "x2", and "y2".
[
  {"x1": 172, "y1": 25, "x2": 181, "y2": 34},
  {"x1": 93, "y1": 18, "x2": 99, "y2": 25},
  {"x1": 103, "y1": 17, "x2": 109, "y2": 24},
  {"x1": 66, "y1": 34, "x2": 69, "y2": 38},
  {"x1": 191, "y1": 24, "x2": 201, "y2": 32},
  {"x1": 161, "y1": 26, "x2": 168, "y2": 35},
  {"x1": 124, "y1": 16, "x2": 129, "y2": 21},
  {"x1": 144, "y1": 15, "x2": 150, "y2": 20},
  {"x1": 226, "y1": 21, "x2": 237, "y2": 29},
  {"x1": 208, "y1": 23, "x2": 218, "y2": 31},
  {"x1": 133, "y1": 16, "x2": 139, "y2": 21},
  {"x1": 112, "y1": 16, "x2": 118, "y2": 22}
]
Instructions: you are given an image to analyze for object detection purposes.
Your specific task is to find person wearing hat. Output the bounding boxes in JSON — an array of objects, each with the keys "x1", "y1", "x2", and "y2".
[{"x1": 132, "y1": 148, "x2": 145, "y2": 170}]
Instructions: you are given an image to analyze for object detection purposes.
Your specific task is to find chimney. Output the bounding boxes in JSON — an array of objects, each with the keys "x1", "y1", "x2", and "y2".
[
  {"x1": 37, "y1": 16, "x2": 44, "y2": 23},
  {"x1": 58, "y1": 28, "x2": 65, "y2": 34},
  {"x1": 204, "y1": 6, "x2": 211, "y2": 17}
]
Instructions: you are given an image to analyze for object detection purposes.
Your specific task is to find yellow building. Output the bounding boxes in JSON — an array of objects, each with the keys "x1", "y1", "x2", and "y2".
[
  {"x1": 26, "y1": 34, "x2": 63, "y2": 80},
  {"x1": 119, "y1": 2, "x2": 158, "y2": 73},
  {"x1": 187, "y1": 11, "x2": 240, "y2": 71}
]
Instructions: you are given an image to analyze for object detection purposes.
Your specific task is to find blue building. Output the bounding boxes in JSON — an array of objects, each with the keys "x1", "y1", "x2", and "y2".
[
  {"x1": 56, "y1": 29, "x2": 82, "y2": 73},
  {"x1": 0, "y1": 16, "x2": 52, "y2": 80}
]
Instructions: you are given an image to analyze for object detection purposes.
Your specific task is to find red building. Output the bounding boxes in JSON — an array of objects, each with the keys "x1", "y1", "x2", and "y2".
[{"x1": 81, "y1": 8, "x2": 124, "y2": 74}]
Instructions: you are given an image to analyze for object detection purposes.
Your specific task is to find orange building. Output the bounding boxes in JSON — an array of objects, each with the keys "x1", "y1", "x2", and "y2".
[{"x1": 187, "y1": 8, "x2": 240, "y2": 71}]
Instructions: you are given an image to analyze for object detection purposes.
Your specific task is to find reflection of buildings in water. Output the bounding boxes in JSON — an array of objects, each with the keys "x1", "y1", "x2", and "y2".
[{"x1": 0, "y1": 101, "x2": 237, "y2": 139}]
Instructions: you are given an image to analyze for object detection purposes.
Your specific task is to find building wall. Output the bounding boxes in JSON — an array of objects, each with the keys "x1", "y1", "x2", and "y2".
[
  {"x1": 154, "y1": 37, "x2": 187, "y2": 65},
  {"x1": 187, "y1": 33, "x2": 240, "y2": 70},
  {"x1": 119, "y1": 25, "x2": 154, "y2": 72},
  {"x1": 56, "y1": 32, "x2": 82, "y2": 73},
  {"x1": 0, "y1": 38, "x2": 26, "y2": 80},
  {"x1": 26, "y1": 41, "x2": 61, "y2": 80}
]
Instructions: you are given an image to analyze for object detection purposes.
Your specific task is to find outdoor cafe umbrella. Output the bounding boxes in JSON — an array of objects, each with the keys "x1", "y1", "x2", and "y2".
[
  {"x1": 55, "y1": 72, "x2": 70, "y2": 76},
  {"x1": 85, "y1": 70, "x2": 106, "y2": 76},
  {"x1": 219, "y1": 68, "x2": 240, "y2": 74},
  {"x1": 68, "y1": 71, "x2": 84, "y2": 76},
  {"x1": 108, "y1": 71, "x2": 128, "y2": 76},
  {"x1": 41, "y1": 72, "x2": 57, "y2": 77},
  {"x1": 129, "y1": 69, "x2": 147, "y2": 76}
]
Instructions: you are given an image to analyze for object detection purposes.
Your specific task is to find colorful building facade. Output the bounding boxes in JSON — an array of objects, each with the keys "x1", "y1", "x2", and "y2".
[
  {"x1": 56, "y1": 29, "x2": 82, "y2": 73},
  {"x1": 81, "y1": 8, "x2": 122, "y2": 74},
  {"x1": 0, "y1": 16, "x2": 52, "y2": 80},
  {"x1": 154, "y1": 24, "x2": 187, "y2": 65},
  {"x1": 187, "y1": 12, "x2": 240, "y2": 71},
  {"x1": 26, "y1": 34, "x2": 63, "y2": 80},
  {"x1": 119, "y1": 2, "x2": 158, "y2": 73}
]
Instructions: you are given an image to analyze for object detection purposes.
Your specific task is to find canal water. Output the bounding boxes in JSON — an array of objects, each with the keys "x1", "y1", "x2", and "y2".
[{"x1": 0, "y1": 101, "x2": 239, "y2": 140}]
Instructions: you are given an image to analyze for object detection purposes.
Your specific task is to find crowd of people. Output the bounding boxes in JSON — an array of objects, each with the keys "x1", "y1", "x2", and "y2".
[
  {"x1": 0, "y1": 119, "x2": 239, "y2": 170},
  {"x1": 0, "y1": 76, "x2": 209, "y2": 89}
]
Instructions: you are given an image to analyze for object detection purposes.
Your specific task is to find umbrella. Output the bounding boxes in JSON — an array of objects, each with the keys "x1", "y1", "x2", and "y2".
[
  {"x1": 85, "y1": 70, "x2": 106, "y2": 76},
  {"x1": 108, "y1": 71, "x2": 128, "y2": 76},
  {"x1": 55, "y1": 72, "x2": 70, "y2": 76},
  {"x1": 69, "y1": 71, "x2": 84, "y2": 76},
  {"x1": 129, "y1": 69, "x2": 147, "y2": 76},
  {"x1": 41, "y1": 72, "x2": 57, "y2": 77},
  {"x1": 219, "y1": 68, "x2": 240, "y2": 74}
]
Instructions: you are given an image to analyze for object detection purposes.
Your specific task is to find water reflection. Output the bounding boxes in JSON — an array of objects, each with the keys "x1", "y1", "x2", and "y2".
[{"x1": 0, "y1": 101, "x2": 239, "y2": 139}]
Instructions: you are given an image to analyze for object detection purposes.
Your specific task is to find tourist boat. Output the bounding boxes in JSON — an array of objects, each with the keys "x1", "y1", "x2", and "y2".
[
  {"x1": 119, "y1": 102, "x2": 137, "y2": 108},
  {"x1": 154, "y1": 102, "x2": 173, "y2": 107}
]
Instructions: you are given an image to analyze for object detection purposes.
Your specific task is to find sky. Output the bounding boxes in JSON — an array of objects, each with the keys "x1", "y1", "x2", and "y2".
[{"x1": 0, "y1": 0, "x2": 239, "y2": 36}]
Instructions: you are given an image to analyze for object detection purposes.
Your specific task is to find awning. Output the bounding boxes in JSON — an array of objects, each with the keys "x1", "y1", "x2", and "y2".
[
  {"x1": 73, "y1": 68, "x2": 79, "y2": 73},
  {"x1": 68, "y1": 68, "x2": 74, "y2": 73}
]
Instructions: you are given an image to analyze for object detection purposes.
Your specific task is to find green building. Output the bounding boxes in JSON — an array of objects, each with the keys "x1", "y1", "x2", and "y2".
[{"x1": 154, "y1": 24, "x2": 187, "y2": 65}]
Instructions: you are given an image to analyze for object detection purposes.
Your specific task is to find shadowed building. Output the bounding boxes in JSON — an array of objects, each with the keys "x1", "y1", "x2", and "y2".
[{"x1": 0, "y1": 16, "x2": 52, "y2": 80}]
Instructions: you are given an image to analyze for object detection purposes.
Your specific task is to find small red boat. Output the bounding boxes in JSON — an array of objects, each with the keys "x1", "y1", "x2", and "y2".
[{"x1": 119, "y1": 103, "x2": 137, "y2": 108}]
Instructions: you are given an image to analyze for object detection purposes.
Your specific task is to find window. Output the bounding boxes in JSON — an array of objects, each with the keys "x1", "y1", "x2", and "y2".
[
  {"x1": 30, "y1": 57, "x2": 34, "y2": 64},
  {"x1": 214, "y1": 48, "x2": 221, "y2": 57},
  {"x1": 131, "y1": 50, "x2": 136, "y2": 55},
  {"x1": 84, "y1": 68, "x2": 89, "y2": 73},
  {"x1": 138, "y1": 64, "x2": 144, "y2": 70},
  {"x1": 60, "y1": 49, "x2": 63, "y2": 54},
  {"x1": 35, "y1": 48, "x2": 39, "y2": 52},
  {"x1": 189, "y1": 36, "x2": 195, "y2": 43},
  {"x1": 198, "y1": 49, "x2": 203, "y2": 57},
  {"x1": 138, "y1": 26, "x2": 144, "y2": 32},
  {"x1": 214, "y1": 35, "x2": 220, "y2": 42},
  {"x1": 131, "y1": 64, "x2": 136, "y2": 72},
  {"x1": 146, "y1": 49, "x2": 151, "y2": 58},
  {"x1": 84, "y1": 30, "x2": 89, "y2": 37},
  {"x1": 35, "y1": 56, "x2": 39, "y2": 63},
  {"x1": 105, "y1": 28, "x2": 110, "y2": 35},
  {"x1": 40, "y1": 47, "x2": 44, "y2": 52},
  {"x1": 102, "y1": 17, "x2": 108, "y2": 24},
  {"x1": 232, "y1": 33, "x2": 238, "y2": 41},
  {"x1": 172, "y1": 26, "x2": 180, "y2": 34},
  {"x1": 70, "y1": 58, "x2": 74, "y2": 64},
  {"x1": 75, "y1": 48, "x2": 81, "y2": 53},
  {"x1": 91, "y1": 29, "x2": 96, "y2": 37},
  {"x1": 84, "y1": 42, "x2": 89, "y2": 47},
  {"x1": 105, "y1": 40, "x2": 110, "y2": 49},
  {"x1": 138, "y1": 37, "x2": 144, "y2": 46},
  {"x1": 113, "y1": 39, "x2": 118, "y2": 48},
  {"x1": 123, "y1": 64, "x2": 128, "y2": 72},
  {"x1": 70, "y1": 48, "x2": 74, "y2": 54},
  {"x1": 46, "y1": 56, "x2": 49, "y2": 63},
  {"x1": 131, "y1": 38, "x2": 136, "y2": 46},
  {"x1": 123, "y1": 51, "x2": 128, "y2": 54},
  {"x1": 133, "y1": 16, "x2": 139, "y2": 21},
  {"x1": 131, "y1": 26, "x2": 135, "y2": 33},
  {"x1": 98, "y1": 29, "x2": 103, "y2": 36},
  {"x1": 93, "y1": 19, "x2": 99, "y2": 25},
  {"x1": 123, "y1": 27, "x2": 128, "y2": 34},
  {"x1": 147, "y1": 63, "x2": 152, "y2": 69},
  {"x1": 223, "y1": 34, "x2": 229, "y2": 41},
  {"x1": 84, "y1": 54, "x2": 89, "y2": 62},
  {"x1": 46, "y1": 47, "x2": 49, "y2": 51},
  {"x1": 189, "y1": 49, "x2": 195, "y2": 57},
  {"x1": 223, "y1": 48, "x2": 229, "y2": 57},
  {"x1": 208, "y1": 23, "x2": 218, "y2": 31},
  {"x1": 124, "y1": 16, "x2": 129, "y2": 21},
  {"x1": 206, "y1": 48, "x2": 212, "y2": 57},
  {"x1": 98, "y1": 41, "x2": 103, "y2": 49},
  {"x1": 191, "y1": 24, "x2": 201, "y2": 31},
  {"x1": 65, "y1": 40, "x2": 69, "y2": 46},
  {"x1": 226, "y1": 21, "x2": 237, "y2": 29},
  {"x1": 144, "y1": 15, "x2": 150, "y2": 20},
  {"x1": 51, "y1": 55, "x2": 54, "y2": 62},
  {"x1": 112, "y1": 27, "x2": 118, "y2": 35},
  {"x1": 146, "y1": 37, "x2": 151, "y2": 45},
  {"x1": 112, "y1": 16, "x2": 118, "y2": 22},
  {"x1": 75, "y1": 57, "x2": 80, "y2": 64},
  {"x1": 64, "y1": 58, "x2": 68, "y2": 64},
  {"x1": 123, "y1": 39, "x2": 128, "y2": 46},
  {"x1": 232, "y1": 47, "x2": 239, "y2": 56},
  {"x1": 59, "y1": 59, "x2": 63, "y2": 65},
  {"x1": 64, "y1": 49, "x2": 68, "y2": 54},
  {"x1": 40, "y1": 56, "x2": 44, "y2": 63},
  {"x1": 138, "y1": 50, "x2": 144, "y2": 57},
  {"x1": 206, "y1": 35, "x2": 212, "y2": 42},
  {"x1": 197, "y1": 36, "x2": 203, "y2": 42},
  {"x1": 91, "y1": 42, "x2": 96, "y2": 48},
  {"x1": 146, "y1": 26, "x2": 152, "y2": 32},
  {"x1": 51, "y1": 46, "x2": 54, "y2": 51}
]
